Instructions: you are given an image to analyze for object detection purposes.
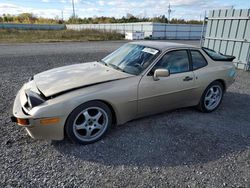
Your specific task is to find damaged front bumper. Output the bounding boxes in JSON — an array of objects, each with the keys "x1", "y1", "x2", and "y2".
[{"x1": 11, "y1": 85, "x2": 65, "y2": 140}]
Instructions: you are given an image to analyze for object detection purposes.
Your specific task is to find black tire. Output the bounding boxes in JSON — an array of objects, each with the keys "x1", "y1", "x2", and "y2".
[
  {"x1": 197, "y1": 81, "x2": 224, "y2": 113},
  {"x1": 65, "y1": 101, "x2": 112, "y2": 144}
]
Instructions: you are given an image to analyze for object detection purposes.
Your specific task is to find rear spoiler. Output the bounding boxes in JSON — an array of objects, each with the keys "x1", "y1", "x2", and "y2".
[{"x1": 217, "y1": 54, "x2": 236, "y2": 62}]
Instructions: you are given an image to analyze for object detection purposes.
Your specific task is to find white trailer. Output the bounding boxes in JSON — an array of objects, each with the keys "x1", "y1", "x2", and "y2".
[{"x1": 125, "y1": 31, "x2": 144, "y2": 40}]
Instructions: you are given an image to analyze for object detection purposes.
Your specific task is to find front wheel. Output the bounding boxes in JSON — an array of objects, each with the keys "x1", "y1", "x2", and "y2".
[
  {"x1": 65, "y1": 101, "x2": 112, "y2": 144},
  {"x1": 198, "y1": 81, "x2": 224, "y2": 112}
]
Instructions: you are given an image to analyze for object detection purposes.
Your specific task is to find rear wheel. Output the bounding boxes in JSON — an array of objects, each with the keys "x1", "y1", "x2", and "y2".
[
  {"x1": 198, "y1": 81, "x2": 224, "y2": 112},
  {"x1": 65, "y1": 101, "x2": 112, "y2": 144}
]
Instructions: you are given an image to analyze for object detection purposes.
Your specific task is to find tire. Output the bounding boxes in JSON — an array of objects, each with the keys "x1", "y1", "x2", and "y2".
[
  {"x1": 198, "y1": 81, "x2": 224, "y2": 113},
  {"x1": 65, "y1": 101, "x2": 112, "y2": 144}
]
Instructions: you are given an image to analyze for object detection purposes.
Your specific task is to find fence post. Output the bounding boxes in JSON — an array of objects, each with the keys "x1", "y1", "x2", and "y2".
[
  {"x1": 189, "y1": 24, "x2": 191, "y2": 40},
  {"x1": 175, "y1": 25, "x2": 177, "y2": 40},
  {"x1": 200, "y1": 11, "x2": 207, "y2": 46},
  {"x1": 165, "y1": 23, "x2": 167, "y2": 39}
]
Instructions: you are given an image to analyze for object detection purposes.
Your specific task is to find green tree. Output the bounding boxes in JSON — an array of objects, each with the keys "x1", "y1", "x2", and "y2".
[{"x1": 17, "y1": 13, "x2": 37, "y2": 23}]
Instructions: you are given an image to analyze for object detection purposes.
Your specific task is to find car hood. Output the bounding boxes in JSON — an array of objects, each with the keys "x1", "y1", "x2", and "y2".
[{"x1": 34, "y1": 62, "x2": 132, "y2": 97}]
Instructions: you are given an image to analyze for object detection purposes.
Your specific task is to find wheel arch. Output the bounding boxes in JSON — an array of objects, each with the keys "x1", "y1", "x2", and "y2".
[
  {"x1": 94, "y1": 99, "x2": 117, "y2": 126},
  {"x1": 200, "y1": 79, "x2": 226, "y2": 101},
  {"x1": 212, "y1": 79, "x2": 226, "y2": 91},
  {"x1": 197, "y1": 79, "x2": 225, "y2": 112}
]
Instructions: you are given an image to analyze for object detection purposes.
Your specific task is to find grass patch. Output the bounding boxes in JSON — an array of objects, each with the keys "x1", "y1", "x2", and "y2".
[{"x1": 0, "y1": 29, "x2": 124, "y2": 43}]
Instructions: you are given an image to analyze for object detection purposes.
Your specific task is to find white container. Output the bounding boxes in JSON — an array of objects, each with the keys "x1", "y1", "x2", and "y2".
[{"x1": 125, "y1": 31, "x2": 144, "y2": 40}]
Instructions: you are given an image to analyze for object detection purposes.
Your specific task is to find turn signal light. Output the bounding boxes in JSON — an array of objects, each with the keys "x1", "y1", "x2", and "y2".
[
  {"x1": 17, "y1": 118, "x2": 29, "y2": 126},
  {"x1": 40, "y1": 118, "x2": 60, "y2": 125}
]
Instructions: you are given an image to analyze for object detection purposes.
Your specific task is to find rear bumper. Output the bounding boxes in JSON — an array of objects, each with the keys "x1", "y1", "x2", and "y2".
[{"x1": 11, "y1": 89, "x2": 64, "y2": 140}]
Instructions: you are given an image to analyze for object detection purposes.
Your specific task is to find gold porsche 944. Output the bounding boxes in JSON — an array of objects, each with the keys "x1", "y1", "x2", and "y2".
[{"x1": 11, "y1": 41, "x2": 236, "y2": 144}]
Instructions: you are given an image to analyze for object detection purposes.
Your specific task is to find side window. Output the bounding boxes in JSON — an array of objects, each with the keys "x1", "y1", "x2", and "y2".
[
  {"x1": 191, "y1": 50, "x2": 207, "y2": 70},
  {"x1": 153, "y1": 50, "x2": 189, "y2": 74}
]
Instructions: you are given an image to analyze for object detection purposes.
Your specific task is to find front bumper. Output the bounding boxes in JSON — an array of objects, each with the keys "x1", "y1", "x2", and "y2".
[{"x1": 11, "y1": 88, "x2": 65, "y2": 140}]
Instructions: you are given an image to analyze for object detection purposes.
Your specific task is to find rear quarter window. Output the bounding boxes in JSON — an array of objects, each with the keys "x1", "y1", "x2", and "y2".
[{"x1": 190, "y1": 50, "x2": 208, "y2": 70}]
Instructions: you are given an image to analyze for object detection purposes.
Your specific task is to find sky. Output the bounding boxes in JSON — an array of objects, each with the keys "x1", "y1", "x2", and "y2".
[{"x1": 0, "y1": 0, "x2": 249, "y2": 20}]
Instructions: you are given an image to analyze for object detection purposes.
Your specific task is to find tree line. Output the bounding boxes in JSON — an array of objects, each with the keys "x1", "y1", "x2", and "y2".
[
  {"x1": 0, "y1": 13, "x2": 204, "y2": 25},
  {"x1": 0, "y1": 13, "x2": 62, "y2": 24}
]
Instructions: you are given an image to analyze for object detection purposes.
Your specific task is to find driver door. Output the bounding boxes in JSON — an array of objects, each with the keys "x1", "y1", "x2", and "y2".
[{"x1": 137, "y1": 49, "x2": 196, "y2": 116}]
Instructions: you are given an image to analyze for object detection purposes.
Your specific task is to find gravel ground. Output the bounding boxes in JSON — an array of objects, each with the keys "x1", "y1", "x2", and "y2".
[{"x1": 0, "y1": 41, "x2": 250, "y2": 188}]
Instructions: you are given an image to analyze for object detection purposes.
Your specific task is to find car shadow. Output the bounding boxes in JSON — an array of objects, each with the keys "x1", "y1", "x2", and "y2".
[{"x1": 52, "y1": 91, "x2": 250, "y2": 167}]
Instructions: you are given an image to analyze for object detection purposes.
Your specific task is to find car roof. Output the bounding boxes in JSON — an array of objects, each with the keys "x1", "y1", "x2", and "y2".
[{"x1": 129, "y1": 41, "x2": 199, "y2": 51}]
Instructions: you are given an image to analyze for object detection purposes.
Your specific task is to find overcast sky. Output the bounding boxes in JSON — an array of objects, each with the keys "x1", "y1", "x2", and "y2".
[{"x1": 0, "y1": 0, "x2": 249, "y2": 20}]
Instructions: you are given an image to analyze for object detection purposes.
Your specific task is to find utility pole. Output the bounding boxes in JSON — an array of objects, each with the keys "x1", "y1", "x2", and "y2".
[
  {"x1": 168, "y1": 3, "x2": 172, "y2": 23},
  {"x1": 72, "y1": 0, "x2": 75, "y2": 18},
  {"x1": 61, "y1": 10, "x2": 64, "y2": 21},
  {"x1": 200, "y1": 11, "x2": 207, "y2": 47}
]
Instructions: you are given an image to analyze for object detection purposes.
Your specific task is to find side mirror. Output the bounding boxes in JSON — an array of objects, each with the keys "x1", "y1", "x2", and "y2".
[{"x1": 153, "y1": 69, "x2": 170, "y2": 81}]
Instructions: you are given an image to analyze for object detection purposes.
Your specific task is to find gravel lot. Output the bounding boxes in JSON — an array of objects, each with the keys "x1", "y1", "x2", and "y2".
[{"x1": 0, "y1": 40, "x2": 250, "y2": 187}]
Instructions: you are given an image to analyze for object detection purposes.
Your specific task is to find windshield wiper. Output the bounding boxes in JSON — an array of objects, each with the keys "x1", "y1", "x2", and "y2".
[
  {"x1": 99, "y1": 61, "x2": 127, "y2": 73},
  {"x1": 108, "y1": 63, "x2": 125, "y2": 72},
  {"x1": 98, "y1": 60, "x2": 108, "y2": 66}
]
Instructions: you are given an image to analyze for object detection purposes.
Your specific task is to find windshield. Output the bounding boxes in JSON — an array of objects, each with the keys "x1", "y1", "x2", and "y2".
[{"x1": 101, "y1": 44, "x2": 160, "y2": 75}]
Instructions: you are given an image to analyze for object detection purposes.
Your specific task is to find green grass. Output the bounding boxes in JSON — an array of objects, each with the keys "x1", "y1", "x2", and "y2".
[{"x1": 0, "y1": 29, "x2": 124, "y2": 43}]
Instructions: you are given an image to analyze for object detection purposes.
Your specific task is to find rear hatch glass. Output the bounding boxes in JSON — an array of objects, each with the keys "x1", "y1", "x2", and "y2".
[{"x1": 202, "y1": 47, "x2": 235, "y2": 61}]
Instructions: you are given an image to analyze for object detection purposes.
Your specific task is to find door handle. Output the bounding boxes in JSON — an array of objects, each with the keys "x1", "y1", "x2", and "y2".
[{"x1": 183, "y1": 76, "x2": 193, "y2": 81}]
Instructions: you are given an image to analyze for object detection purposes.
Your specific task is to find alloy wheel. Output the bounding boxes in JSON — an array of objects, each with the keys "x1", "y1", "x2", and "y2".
[
  {"x1": 72, "y1": 107, "x2": 108, "y2": 142},
  {"x1": 204, "y1": 85, "x2": 223, "y2": 111}
]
